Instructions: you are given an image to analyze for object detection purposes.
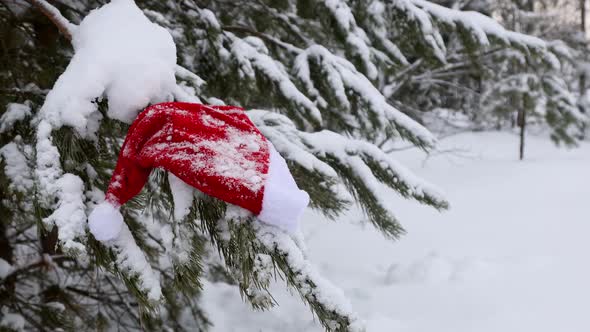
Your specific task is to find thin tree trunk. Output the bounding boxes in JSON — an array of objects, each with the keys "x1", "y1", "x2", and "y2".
[
  {"x1": 582, "y1": 0, "x2": 586, "y2": 33},
  {"x1": 518, "y1": 108, "x2": 526, "y2": 160},
  {"x1": 581, "y1": 0, "x2": 587, "y2": 96}
]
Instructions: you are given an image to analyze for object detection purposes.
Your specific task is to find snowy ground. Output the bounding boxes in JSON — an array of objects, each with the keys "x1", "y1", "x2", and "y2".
[{"x1": 202, "y1": 131, "x2": 590, "y2": 332}]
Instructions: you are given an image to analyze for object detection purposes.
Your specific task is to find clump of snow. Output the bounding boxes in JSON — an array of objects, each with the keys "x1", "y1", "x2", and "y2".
[
  {"x1": 34, "y1": 121, "x2": 62, "y2": 194},
  {"x1": 168, "y1": 173, "x2": 194, "y2": 221},
  {"x1": 38, "y1": 0, "x2": 177, "y2": 130},
  {"x1": 44, "y1": 174, "x2": 87, "y2": 252},
  {"x1": 45, "y1": 301, "x2": 66, "y2": 312},
  {"x1": 174, "y1": 65, "x2": 206, "y2": 104},
  {"x1": 0, "y1": 312, "x2": 25, "y2": 331},
  {"x1": 0, "y1": 141, "x2": 34, "y2": 193},
  {"x1": 174, "y1": 65, "x2": 205, "y2": 103},
  {"x1": 199, "y1": 8, "x2": 221, "y2": 31},
  {"x1": 0, "y1": 103, "x2": 31, "y2": 133},
  {"x1": 0, "y1": 258, "x2": 14, "y2": 280},
  {"x1": 110, "y1": 225, "x2": 162, "y2": 301}
]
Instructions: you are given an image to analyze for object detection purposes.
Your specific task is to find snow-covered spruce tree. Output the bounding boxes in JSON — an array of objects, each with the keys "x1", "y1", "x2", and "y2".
[
  {"x1": 372, "y1": 0, "x2": 588, "y2": 154},
  {"x1": 412, "y1": 0, "x2": 588, "y2": 149},
  {"x1": 476, "y1": 0, "x2": 588, "y2": 154},
  {"x1": 0, "y1": 0, "x2": 569, "y2": 330}
]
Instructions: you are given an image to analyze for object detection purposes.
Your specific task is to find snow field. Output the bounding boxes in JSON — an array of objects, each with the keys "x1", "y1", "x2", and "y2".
[{"x1": 202, "y1": 131, "x2": 590, "y2": 332}]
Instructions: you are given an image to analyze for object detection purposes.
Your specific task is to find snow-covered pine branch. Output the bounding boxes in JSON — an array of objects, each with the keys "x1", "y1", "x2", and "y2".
[
  {"x1": 293, "y1": 45, "x2": 437, "y2": 148},
  {"x1": 251, "y1": 110, "x2": 447, "y2": 238},
  {"x1": 190, "y1": 200, "x2": 365, "y2": 331},
  {"x1": 228, "y1": 34, "x2": 323, "y2": 128},
  {"x1": 319, "y1": 0, "x2": 379, "y2": 80}
]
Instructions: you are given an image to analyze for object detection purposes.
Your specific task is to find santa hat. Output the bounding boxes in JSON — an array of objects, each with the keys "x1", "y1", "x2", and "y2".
[{"x1": 88, "y1": 102, "x2": 309, "y2": 241}]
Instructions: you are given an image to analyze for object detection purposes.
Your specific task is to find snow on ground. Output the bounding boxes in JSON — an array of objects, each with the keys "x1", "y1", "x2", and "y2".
[{"x1": 202, "y1": 131, "x2": 590, "y2": 332}]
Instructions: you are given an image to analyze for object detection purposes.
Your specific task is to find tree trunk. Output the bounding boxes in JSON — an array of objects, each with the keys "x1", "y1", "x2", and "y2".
[
  {"x1": 582, "y1": 0, "x2": 586, "y2": 34},
  {"x1": 517, "y1": 108, "x2": 526, "y2": 160},
  {"x1": 581, "y1": 0, "x2": 587, "y2": 96},
  {"x1": 526, "y1": 0, "x2": 534, "y2": 12}
]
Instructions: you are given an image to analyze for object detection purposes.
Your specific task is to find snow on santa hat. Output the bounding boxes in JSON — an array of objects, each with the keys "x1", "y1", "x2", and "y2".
[{"x1": 88, "y1": 102, "x2": 309, "y2": 241}]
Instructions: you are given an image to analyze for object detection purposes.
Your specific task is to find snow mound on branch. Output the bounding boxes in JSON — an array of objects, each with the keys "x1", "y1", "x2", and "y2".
[
  {"x1": 0, "y1": 312, "x2": 24, "y2": 331},
  {"x1": 44, "y1": 174, "x2": 88, "y2": 252},
  {"x1": 0, "y1": 258, "x2": 14, "y2": 280},
  {"x1": 0, "y1": 141, "x2": 34, "y2": 193},
  {"x1": 41, "y1": 0, "x2": 177, "y2": 130},
  {"x1": 0, "y1": 103, "x2": 31, "y2": 133}
]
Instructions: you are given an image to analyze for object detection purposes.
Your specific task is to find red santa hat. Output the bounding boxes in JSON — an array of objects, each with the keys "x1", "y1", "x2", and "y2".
[{"x1": 88, "y1": 102, "x2": 309, "y2": 241}]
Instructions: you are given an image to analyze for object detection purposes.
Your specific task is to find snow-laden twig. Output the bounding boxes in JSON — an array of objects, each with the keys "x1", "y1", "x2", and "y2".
[
  {"x1": 294, "y1": 45, "x2": 437, "y2": 148},
  {"x1": 202, "y1": 206, "x2": 365, "y2": 331},
  {"x1": 108, "y1": 225, "x2": 162, "y2": 302},
  {"x1": 229, "y1": 35, "x2": 322, "y2": 127},
  {"x1": 254, "y1": 224, "x2": 366, "y2": 331},
  {"x1": 0, "y1": 103, "x2": 32, "y2": 133},
  {"x1": 223, "y1": 25, "x2": 303, "y2": 54},
  {"x1": 411, "y1": 0, "x2": 545, "y2": 48},
  {"x1": 24, "y1": 0, "x2": 77, "y2": 40},
  {"x1": 321, "y1": 0, "x2": 378, "y2": 80},
  {"x1": 43, "y1": 174, "x2": 87, "y2": 252},
  {"x1": 302, "y1": 130, "x2": 447, "y2": 207},
  {"x1": 175, "y1": 65, "x2": 206, "y2": 88},
  {"x1": 0, "y1": 141, "x2": 34, "y2": 193}
]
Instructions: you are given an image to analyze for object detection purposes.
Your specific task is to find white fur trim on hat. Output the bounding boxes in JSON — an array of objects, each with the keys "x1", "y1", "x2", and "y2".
[
  {"x1": 88, "y1": 202, "x2": 124, "y2": 241},
  {"x1": 257, "y1": 143, "x2": 310, "y2": 233}
]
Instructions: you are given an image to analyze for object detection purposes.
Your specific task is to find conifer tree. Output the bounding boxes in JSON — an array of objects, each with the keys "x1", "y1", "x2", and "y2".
[
  {"x1": 479, "y1": 0, "x2": 588, "y2": 155},
  {"x1": 417, "y1": 0, "x2": 588, "y2": 153},
  {"x1": 0, "y1": 0, "x2": 577, "y2": 331}
]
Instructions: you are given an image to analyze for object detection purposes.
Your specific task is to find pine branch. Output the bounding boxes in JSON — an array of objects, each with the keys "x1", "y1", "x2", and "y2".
[
  {"x1": 223, "y1": 25, "x2": 302, "y2": 54},
  {"x1": 190, "y1": 198, "x2": 364, "y2": 331},
  {"x1": 24, "y1": 0, "x2": 76, "y2": 41},
  {"x1": 254, "y1": 224, "x2": 364, "y2": 331}
]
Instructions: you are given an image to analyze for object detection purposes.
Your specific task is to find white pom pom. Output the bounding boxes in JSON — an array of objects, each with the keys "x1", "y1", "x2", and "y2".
[{"x1": 88, "y1": 202, "x2": 124, "y2": 241}]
